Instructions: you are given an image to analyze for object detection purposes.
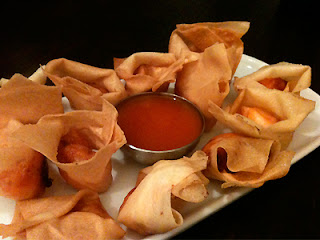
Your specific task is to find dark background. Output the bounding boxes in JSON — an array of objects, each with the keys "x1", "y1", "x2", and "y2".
[{"x1": 1, "y1": 1, "x2": 319, "y2": 238}]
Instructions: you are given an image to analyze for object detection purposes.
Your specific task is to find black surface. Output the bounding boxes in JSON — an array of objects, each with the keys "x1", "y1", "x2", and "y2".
[{"x1": 1, "y1": 1, "x2": 319, "y2": 239}]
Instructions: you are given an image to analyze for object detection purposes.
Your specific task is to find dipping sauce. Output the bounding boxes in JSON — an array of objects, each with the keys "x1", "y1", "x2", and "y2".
[{"x1": 117, "y1": 93, "x2": 204, "y2": 151}]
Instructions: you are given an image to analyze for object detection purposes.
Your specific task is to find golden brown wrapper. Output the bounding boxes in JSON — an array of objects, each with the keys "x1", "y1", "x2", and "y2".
[
  {"x1": 12, "y1": 100, "x2": 126, "y2": 193},
  {"x1": 118, "y1": 151, "x2": 209, "y2": 235},
  {"x1": 0, "y1": 120, "x2": 47, "y2": 200},
  {"x1": 0, "y1": 66, "x2": 47, "y2": 86},
  {"x1": 208, "y1": 87, "x2": 315, "y2": 149},
  {"x1": 0, "y1": 76, "x2": 62, "y2": 200},
  {"x1": 175, "y1": 43, "x2": 232, "y2": 131},
  {"x1": 234, "y1": 62, "x2": 311, "y2": 93},
  {"x1": 0, "y1": 189, "x2": 126, "y2": 240},
  {"x1": 169, "y1": 21, "x2": 250, "y2": 74},
  {"x1": 114, "y1": 52, "x2": 184, "y2": 95},
  {"x1": 202, "y1": 133, "x2": 295, "y2": 188},
  {"x1": 45, "y1": 58, "x2": 127, "y2": 110},
  {"x1": 169, "y1": 22, "x2": 249, "y2": 131},
  {"x1": 0, "y1": 74, "x2": 63, "y2": 124}
]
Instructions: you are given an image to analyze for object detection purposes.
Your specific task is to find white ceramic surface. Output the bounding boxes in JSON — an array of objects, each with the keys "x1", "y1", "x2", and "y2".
[{"x1": 1, "y1": 54, "x2": 319, "y2": 240}]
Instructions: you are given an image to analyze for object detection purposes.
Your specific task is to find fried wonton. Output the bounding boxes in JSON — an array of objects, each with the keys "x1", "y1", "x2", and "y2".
[
  {"x1": 45, "y1": 58, "x2": 127, "y2": 110},
  {"x1": 114, "y1": 52, "x2": 184, "y2": 95},
  {"x1": 169, "y1": 21, "x2": 250, "y2": 74},
  {"x1": 118, "y1": 151, "x2": 209, "y2": 235},
  {"x1": 0, "y1": 74, "x2": 63, "y2": 124},
  {"x1": 0, "y1": 120, "x2": 48, "y2": 200},
  {"x1": 0, "y1": 75, "x2": 62, "y2": 200},
  {"x1": 12, "y1": 100, "x2": 126, "y2": 193},
  {"x1": 0, "y1": 189, "x2": 126, "y2": 240},
  {"x1": 234, "y1": 62, "x2": 311, "y2": 93},
  {"x1": 208, "y1": 88, "x2": 315, "y2": 149},
  {"x1": 202, "y1": 133, "x2": 295, "y2": 188},
  {"x1": 169, "y1": 22, "x2": 249, "y2": 131},
  {"x1": 0, "y1": 66, "x2": 47, "y2": 87},
  {"x1": 175, "y1": 43, "x2": 232, "y2": 131}
]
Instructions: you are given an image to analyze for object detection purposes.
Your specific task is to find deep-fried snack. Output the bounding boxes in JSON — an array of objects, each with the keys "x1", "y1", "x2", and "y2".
[
  {"x1": 114, "y1": 52, "x2": 184, "y2": 95},
  {"x1": 45, "y1": 58, "x2": 127, "y2": 110},
  {"x1": 202, "y1": 133, "x2": 295, "y2": 188},
  {"x1": 0, "y1": 74, "x2": 63, "y2": 124},
  {"x1": 0, "y1": 120, "x2": 48, "y2": 200},
  {"x1": 169, "y1": 21, "x2": 250, "y2": 131},
  {"x1": 234, "y1": 62, "x2": 311, "y2": 93},
  {"x1": 175, "y1": 43, "x2": 232, "y2": 130},
  {"x1": 0, "y1": 66, "x2": 47, "y2": 86},
  {"x1": 118, "y1": 151, "x2": 209, "y2": 235},
  {"x1": 208, "y1": 87, "x2": 315, "y2": 149},
  {"x1": 0, "y1": 189, "x2": 125, "y2": 240},
  {"x1": 0, "y1": 75, "x2": 62, "y2": 200},
  {"x1": 169, "y1": 21, "x2": 250, "y2": 74},
  {"x1": 12, "y1": 100, "x2": 126, "y2": 193}
]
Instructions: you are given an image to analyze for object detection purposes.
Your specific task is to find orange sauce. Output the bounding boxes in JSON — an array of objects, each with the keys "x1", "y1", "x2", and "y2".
[{"x1": 117, "y1": 94, "x2": 203, "y2": 151}]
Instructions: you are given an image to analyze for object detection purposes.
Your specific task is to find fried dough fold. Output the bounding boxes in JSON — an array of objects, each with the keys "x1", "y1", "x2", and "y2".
[
  {"x1": 169, "y1": 21, "x2": 250, "y2": 74},
  {"x1": 175, "y1": 43, "x2": 232, "y2": 130},
  {"x1": 0, "y1": 75, "x2": 63, "y2": 200},
  {"x1": 0, "y1": 189, "x2": 125, "y2": 240},
  {"x1": 0, "y1": 120, "x2": 47, "y2": 200},
  {"x1": 208, "y1": 87, "x2": 315, "y2": 149},
  {"x1": 45, "y1": 58, "x2": 127, "y2": 110},
  {"x1": 118, "y1": 151, "x2": 209, "y2": 235},
  {"x1": 12, "y1": 100, "x2": 126, "y2": 193},
  {"x1": 234, "y1": 62, "x2": 311, "y2": 93},
  {"x1": 0, "y1": 74, "x2": 63, "y2": 124},
  {"x1": 169, "y1": 21, "x2": 250, "y2": 131},
  {"x1": 114, "y1": 52, "x2": 184, "y2": 95},
  {"x1": 202, "y1": 133, "x2": 295, "y2": 188}
]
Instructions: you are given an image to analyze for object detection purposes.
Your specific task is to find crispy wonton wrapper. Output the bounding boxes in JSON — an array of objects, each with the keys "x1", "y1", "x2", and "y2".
[
  {"x1": 0, "y1": 74, "x2": 63, "y2": 124},
  {"x1": 45, "y1": 58, "x2": 127, "y2": 110},
  {"x1": 0, "y1": 189, "x2": 126, "y2": 240},
  {"x1": 12, "y1": 100, "x2": 126, "y2": 193},
  {"x1": 0, "y1": 65, "x2": 47, "y2": 86},
  {"x1": 114, "y1": 52, "x2": 184, "y2": 95},
  {"x1": 234, "y1": 62, "x2": 311, "y2": 93},
  {"x1": 0, "y1": 75, "x2": 62, "y2": 200},
  {"x1": 169, "y1": 21, "x2": 250, "y2": 74},
  {"x1": 208, "y1": 88, "x2": 315, "y2": 149},
  {"x1": 118, "y1": 151, "x2": 209, "y2": 235},
  {"x1": 170, "y1": 22, "x2": 249, "y2": 131},
  {"x1": 175, "y1": 43, "x2": 232, "y2": 131},
  {"x1": 202, "y1": 133, "x2": 295, "y2": 188},
  {"x1": 0, "y1": 120, "x2": 47, "y2": 200}
]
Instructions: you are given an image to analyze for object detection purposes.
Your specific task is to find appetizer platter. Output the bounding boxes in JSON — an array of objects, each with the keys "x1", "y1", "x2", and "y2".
[{"x1": 0, "y1": 22, "x2": 319, "y2": 240}]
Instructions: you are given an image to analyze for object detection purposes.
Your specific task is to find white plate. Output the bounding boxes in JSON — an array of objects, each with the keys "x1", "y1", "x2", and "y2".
[{"x1": 1, "y1": 54, "x2": 320, "y2": 240}]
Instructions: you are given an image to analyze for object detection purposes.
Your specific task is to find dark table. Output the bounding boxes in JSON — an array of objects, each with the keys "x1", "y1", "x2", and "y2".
[{"x1": 1, "y1": 1, "x2": 319, "y2": 239}]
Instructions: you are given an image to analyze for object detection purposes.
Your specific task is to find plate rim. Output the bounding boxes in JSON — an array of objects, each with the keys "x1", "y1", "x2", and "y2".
[
  {"x1": 1, "y1": 54, "x2": 320, "y2": 240},
  {"x1": 141, "y1": 54, "x2": 320, "y2": 240}
]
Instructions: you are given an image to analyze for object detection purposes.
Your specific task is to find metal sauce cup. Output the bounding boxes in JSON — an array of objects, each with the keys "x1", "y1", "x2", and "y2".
[{"x1": 116, "y1": 92, "x2": 205, "y2": 165}]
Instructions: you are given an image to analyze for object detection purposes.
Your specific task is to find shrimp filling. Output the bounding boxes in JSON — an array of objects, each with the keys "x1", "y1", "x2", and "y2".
[
  {"x1": 57, "y1": 130, "x2": 95, "y2": 164},
  {"x1": 258, "y1": 77, "x2": 287, "y2": 91},
  {"x1": 240, "y1": 106, "x2": 279, "y2": 127}
]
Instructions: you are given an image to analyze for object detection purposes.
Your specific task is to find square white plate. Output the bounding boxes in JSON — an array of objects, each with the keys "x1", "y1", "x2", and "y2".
[{"x1": 1, "y1": 54, "x2": 319, "y2": 240}]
